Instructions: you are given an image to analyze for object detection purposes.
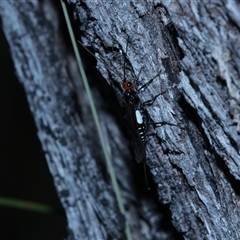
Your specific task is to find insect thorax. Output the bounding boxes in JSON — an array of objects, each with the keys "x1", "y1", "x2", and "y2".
[{"x1": 123, "y1": 90, "x2": 139, "y2": 105}]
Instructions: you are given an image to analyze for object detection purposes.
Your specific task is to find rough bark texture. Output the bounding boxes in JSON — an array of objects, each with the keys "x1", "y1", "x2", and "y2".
[{"x1": 1, "y1": 0, "x2": 240, "y2": 240}]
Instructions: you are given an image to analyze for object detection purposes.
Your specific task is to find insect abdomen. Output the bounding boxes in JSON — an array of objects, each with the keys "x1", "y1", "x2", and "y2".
[{"x1": 135, "y1": 109, "x2": 146, "y2": 143}]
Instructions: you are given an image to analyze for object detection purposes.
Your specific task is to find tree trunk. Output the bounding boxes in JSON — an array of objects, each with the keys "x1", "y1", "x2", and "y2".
[{"x1": 1, "y1": 1, "x2": 240, "y2": 239}]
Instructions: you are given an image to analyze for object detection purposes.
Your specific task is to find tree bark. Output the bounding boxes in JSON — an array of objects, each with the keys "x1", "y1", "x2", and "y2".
[{"x1": 1, "y1": 0, "x2": 240, "y2": 240}]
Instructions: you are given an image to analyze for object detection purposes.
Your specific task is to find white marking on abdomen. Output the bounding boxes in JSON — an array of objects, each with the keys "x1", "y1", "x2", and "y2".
[{"x1": 135, "y1": 110, "x2": 143, "y2": 124}]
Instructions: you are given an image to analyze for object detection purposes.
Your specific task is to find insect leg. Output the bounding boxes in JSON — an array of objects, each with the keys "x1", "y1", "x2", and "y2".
[
  {"x1": 142, "y1": 83, "x2": 177, "y2": 106},
  {"x1": 137, "y1": 69, "x2": 162, "y2": 93}
]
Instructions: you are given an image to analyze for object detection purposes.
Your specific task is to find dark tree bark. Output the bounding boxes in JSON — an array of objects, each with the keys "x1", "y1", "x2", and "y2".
[{"x1": 1, "y1": 1, "x2": 240, "y2": 240}]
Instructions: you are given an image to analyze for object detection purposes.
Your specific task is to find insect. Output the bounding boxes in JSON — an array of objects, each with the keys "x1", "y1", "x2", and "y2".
[
  {"x1": 79, "y1": 38, "x2": 174, "y2": 184},
  {"x1": 122, "y1": 79, "x2": 148, "y2": 163},
  {"x1": 121, "y1": 41, "x2": 163, "y2": 164},
  {"x1": 121, "y1": 64, "x2": 165, "y2": 189}
]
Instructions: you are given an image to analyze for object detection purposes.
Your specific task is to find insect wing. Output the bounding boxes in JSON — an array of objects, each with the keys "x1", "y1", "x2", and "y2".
[{"x1": 125, "y1": 104, "x2": 146, "y2": 163}]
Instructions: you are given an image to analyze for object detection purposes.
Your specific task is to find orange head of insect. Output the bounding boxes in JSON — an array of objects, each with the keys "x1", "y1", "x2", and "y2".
[{"x1": 122, "y1": 80, "x2": 134, "y2": 91}]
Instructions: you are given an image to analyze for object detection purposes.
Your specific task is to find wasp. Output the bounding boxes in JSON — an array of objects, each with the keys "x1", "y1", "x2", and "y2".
[
  {"x1": 122, "y1": 79, "x2": 148, "y2": 163},
  {"x1": 79, "y1": 38, "x2": 174, "y2": 177}
]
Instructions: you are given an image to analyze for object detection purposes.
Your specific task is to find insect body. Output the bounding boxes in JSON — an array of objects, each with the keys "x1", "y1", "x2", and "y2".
[
  {"x1": 79, "y1": 39, "x2": 158, "y2": 164},
  {"x1": 122, "y1": 80, "x2": 148, "y2": 163}
]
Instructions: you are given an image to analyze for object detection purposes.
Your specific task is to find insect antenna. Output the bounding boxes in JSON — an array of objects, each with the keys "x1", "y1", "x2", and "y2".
[
  {"x1": 78, "y1": 40, "x2": 99, "y2": 60},
  {"x1": 123, "y1": 40, "x2": 128, "y2": 82},
  {"x1": 78, "y1": 40, "x2": 126, "y2": 80},
  {"x1": 79, "y1": 39, "x2": 133, "y2": 95}
]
